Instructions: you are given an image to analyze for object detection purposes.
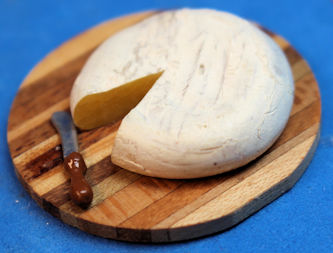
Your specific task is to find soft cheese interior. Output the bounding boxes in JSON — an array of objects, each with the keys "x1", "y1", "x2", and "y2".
[{"x1": 70, "y1": 8, "x2": 294, "y2": 179}]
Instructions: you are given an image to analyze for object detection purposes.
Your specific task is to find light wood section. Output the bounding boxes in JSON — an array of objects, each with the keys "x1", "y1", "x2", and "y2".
[{"x1": 7, "y1": 12, "x2": 321, "y2": 243}]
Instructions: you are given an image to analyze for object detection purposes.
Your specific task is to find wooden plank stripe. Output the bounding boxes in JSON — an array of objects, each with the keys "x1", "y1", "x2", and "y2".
[
  {"x1": 284, "y1": 46, "x2": 303, "y2": 65},
  {"x1": 119, "y1": 175, "x2": 231, "y2": 229},
  {"x1": 273, "y1": 35, "x2": 290, "y2": 49},
  {"x1": 78, "y1": 121, "x2": 121, "y2": 150},
  {"x1": 293, "y1": 60, "x2": 311, "y2": 81},
  {"x1": 257, "y1": 25, "x2": 274, "y2": 36},
  {"x1": 19, "y1": 145, "x2": 63, "y2": 182},
  {"x1": 8, "y1": 98, "x2": 69, "y2": 142},
  {"x1": 8, "y1": 106, "x2": 66, "y2": 158},
  {"x1": 274, "y1": 99, "x2": 320, "y2": 147},
  {"x1": 90, "y1": 169, "x2": 141, "y2": 207},
  {"x1": 80, "y1": 178, "x2": 183, "y2": 226},
  {"x1": 29, "y1": 165, "x2": 68, "y2": 197},
  {"x1": 13, "y1": 135, "x2": 60, "y2": 170},
  {"x1": 291, "y1": 73, "x2": 319, "y2": 115},
  {"x1": 9, "y1": 120, "x2": 57, "y2": 159},
  {"x1": 172, "y1": 135, "x2": 315, "y2": 228},
  {"x1": 59, "y1": 169, "x2": 142, "y2": 217}
]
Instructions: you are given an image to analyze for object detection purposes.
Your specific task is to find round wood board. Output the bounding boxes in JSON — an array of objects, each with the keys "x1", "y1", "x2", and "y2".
[{"x1": 7, "y1": 11, "x2": 321, "y2": 243}]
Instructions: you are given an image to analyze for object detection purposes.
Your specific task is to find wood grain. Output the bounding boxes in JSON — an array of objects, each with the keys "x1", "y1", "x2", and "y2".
[{"x1": 7, "y1": 11, "x2": 321, "y2": 242}]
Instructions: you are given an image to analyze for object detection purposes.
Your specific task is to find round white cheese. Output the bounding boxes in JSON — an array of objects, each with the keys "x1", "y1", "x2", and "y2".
[{"x1": 71, "y1": 9, "x2": 294, "y2": 179}]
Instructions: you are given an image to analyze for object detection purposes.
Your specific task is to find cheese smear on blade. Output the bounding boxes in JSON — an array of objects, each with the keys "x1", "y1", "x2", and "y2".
[{"x1": 70, "y1": 9, "x2": 294, "y2": 179}]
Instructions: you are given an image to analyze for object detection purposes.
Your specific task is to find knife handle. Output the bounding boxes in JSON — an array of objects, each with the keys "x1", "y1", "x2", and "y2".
[{"x1": 64, "y1": 152, "x2": 93, "y2": 208}]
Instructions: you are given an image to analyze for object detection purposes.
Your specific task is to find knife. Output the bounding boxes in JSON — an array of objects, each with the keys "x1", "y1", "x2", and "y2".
[{"x1": 51, "y1": 111, "x2": 93, "y2": 208}]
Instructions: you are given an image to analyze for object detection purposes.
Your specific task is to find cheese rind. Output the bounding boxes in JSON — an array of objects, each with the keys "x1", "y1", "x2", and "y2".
[{"x1": 71, "y1": 9, "x2": 294, "y2": 179}]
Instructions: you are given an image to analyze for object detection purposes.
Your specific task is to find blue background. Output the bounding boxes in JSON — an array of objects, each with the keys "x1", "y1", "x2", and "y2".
[{"x1": 1, "y1": 0, "x2": 332, "y2": 252}]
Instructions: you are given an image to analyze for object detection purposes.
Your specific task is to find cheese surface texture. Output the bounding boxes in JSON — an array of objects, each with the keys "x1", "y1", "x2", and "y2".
[{"x1": 70, "y1": 9, "x2": 294, "y2": 179}]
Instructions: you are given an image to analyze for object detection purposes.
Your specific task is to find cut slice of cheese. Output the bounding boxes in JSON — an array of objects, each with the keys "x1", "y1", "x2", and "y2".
[
  {"x1": 70, "y1": 8, "x2": 294, "y2": 179},
  {"x1": 73, "y1": 72, "x2": 162, "y2": 130}
]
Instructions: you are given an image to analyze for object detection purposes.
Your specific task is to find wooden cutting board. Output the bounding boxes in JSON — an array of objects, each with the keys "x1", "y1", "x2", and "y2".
[{"x1": 7, "y1": 11, "x2": 321, "y2": 243}]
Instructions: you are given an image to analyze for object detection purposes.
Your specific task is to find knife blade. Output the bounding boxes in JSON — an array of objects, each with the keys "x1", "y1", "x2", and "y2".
[
  {"x1": 51, "y1": 111, "x2": 78, "y2": 157},
  {"x1": 51, "y1": 111, "x2": 93, "y2": 208}
]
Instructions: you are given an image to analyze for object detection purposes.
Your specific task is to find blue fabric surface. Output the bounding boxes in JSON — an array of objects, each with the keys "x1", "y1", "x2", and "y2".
[{"x1": 1, "y1": 0, "x2": 332, "y2": 252}]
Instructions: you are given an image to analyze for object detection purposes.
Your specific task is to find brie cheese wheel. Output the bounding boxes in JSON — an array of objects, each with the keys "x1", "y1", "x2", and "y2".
[{"x1": 70, "y1": 9, "x2": 294, "y2": 179}]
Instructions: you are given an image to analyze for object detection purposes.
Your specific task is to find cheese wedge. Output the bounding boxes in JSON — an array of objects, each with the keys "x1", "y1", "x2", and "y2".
[
  {"x1": 72, "y1": 72, "x2": 162, "y2": 130},
  {"x1": 70, "y1": 9, "x2": 294, "y2": 179}
]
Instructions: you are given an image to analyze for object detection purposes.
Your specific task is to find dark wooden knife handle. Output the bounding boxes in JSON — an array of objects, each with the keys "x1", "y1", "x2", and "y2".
[{"x1": 64, "y1": 152, "x2": 93, "y2": 208}]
